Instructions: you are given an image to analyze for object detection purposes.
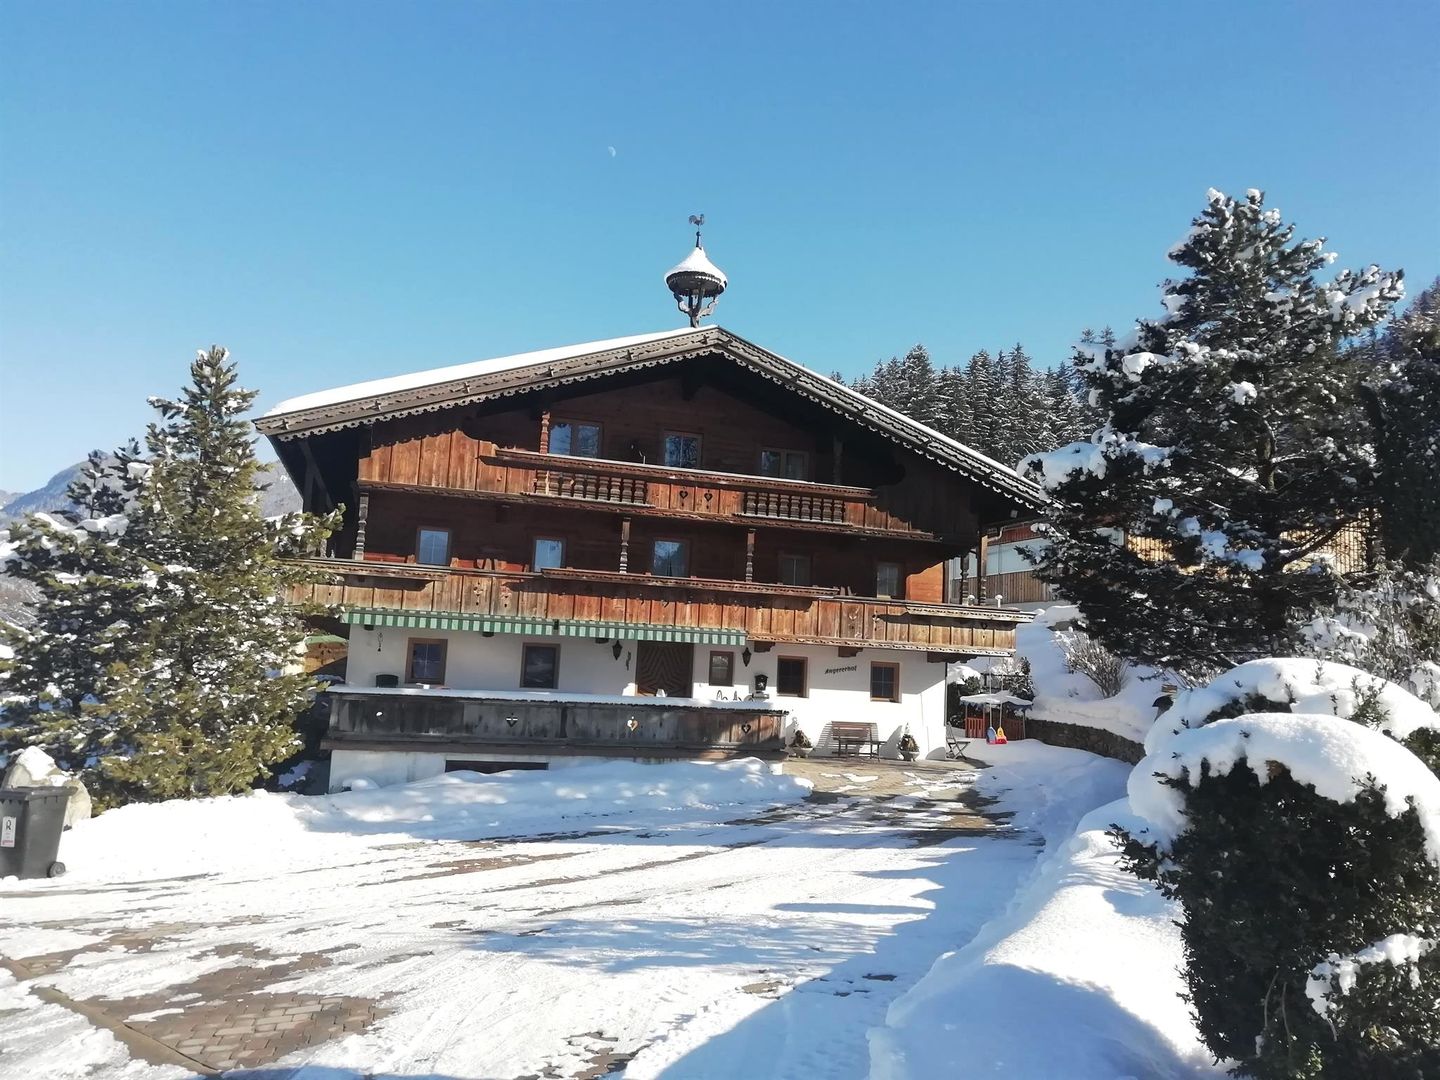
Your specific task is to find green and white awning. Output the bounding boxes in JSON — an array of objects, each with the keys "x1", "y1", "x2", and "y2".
[{"x1": 339, "y1": 608, "x2": 745, "y2": 646}]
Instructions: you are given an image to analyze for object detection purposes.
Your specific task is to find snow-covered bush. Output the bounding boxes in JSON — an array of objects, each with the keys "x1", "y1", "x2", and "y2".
[
  {"x1": 1118, "y1": 659, "x2": 1440, "y2": 1078},
  {"x1": 1060, "y1": 634, "x2": 1131, "y2": 697}
]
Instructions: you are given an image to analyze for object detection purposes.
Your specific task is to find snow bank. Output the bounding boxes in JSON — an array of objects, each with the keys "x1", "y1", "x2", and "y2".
[
  {"x1": 46, "y1": 759, "x2": 811, "y2": 884},
  {"x1": 1130, "y1": 712, "x2": 1440, "y2": 864},
  {"x1": 1149, "y1": 657, "x2": 1440, "y2": 751},
  {"x1": 873, "y1": 744, "x2": 1217, "y2": 1079},
  {"x1": 1014, "y1": 604, "x2": 1164, "y2": 743}
]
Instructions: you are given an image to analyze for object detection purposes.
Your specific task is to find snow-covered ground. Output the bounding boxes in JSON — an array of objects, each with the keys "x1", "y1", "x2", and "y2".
[{"x1": 0, "y1": 751, "x2": 1210, "y2": 1079}]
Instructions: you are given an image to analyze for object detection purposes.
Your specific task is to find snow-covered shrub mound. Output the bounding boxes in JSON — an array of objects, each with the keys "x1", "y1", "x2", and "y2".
[
  {"x1": 1013, "y1": 605, "x2": 1167, "y2": 743},
  {"x1": 1120, "y1": 663, "x2": 1440, "y2": 1079}
]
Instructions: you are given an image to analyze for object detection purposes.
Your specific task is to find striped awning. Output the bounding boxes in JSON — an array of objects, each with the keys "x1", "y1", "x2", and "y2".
[{"x1": 339, "y1": 608, "x2": 745, "y2": 646}]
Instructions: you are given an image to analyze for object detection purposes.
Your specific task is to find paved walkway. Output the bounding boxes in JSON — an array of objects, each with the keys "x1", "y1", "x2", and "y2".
[{"x1": 1, "y1": 755, "x2": 1013, "y2": 1079}]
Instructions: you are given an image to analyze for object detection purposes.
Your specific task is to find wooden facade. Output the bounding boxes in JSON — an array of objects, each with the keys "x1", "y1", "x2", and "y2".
[{"x1": 263, "y1": 329, "x2": 1043, "y2": 660}]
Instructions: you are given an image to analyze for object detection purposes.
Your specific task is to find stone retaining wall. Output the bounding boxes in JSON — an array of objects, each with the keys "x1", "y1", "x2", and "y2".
[{"x1": 1025, "y1": 715, "x2": 1145, "y2": 764}]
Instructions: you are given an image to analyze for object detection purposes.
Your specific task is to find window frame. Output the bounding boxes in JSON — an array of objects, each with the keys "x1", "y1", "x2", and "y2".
[
  {"x1": 875, "y1": 560, "x2": 904, "y2": 600},
  {"x1": 870, "y1": 661, "x2": 901, "y2": 703},
  {"x1": 651, "y1": 537, "x2": 690, "y2": 578},
  {"x1": 778, "y1": 551, "x2": 812, "y2": 587},
  {"x1": 405, "y1": 637, "x2": 448, "y2": 684},
  {"x1": 759, "y1": 447, "x2": 809, "y2": 481},
  {"x1": 775, "y1": 656, "x2": 808, "y2": 698},
  {"x1": 415, "y1": 526, "x2": 452, "y2": 567},
  {"x1": 548, "y1": 419, "x2": 603, "y2": 459},
  {"x1": 531, "y1": 535, "x2": 566, "y2": 572},
  {"x1": 662, "y1": 430, "x2": 703, "y2": 470},
  {"x1": 708, "y1": 650, "x2": 735, "y2": 687},
  {"x1": 520, "y1": 643, "x2": 560, "y2": 690}
]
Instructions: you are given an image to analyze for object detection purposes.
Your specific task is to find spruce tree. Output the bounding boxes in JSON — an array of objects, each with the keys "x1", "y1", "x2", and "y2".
[
  {"x1": 1021, "y1": 189, "x2": 1404, "y2": 674},
  {"x1": 0, "y1": 348, "x2": 336, "y2": 806},
  {"x1": 964, "y1": 348, "x2": 1001, "y2": 456}
]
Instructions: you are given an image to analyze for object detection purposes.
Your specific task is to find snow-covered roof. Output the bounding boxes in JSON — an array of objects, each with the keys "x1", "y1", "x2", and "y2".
[
  {"x1": 263, "y1": 329, "x2": 700, "y2": 418},
  {"x1": 664, "y1": 244, "x2": 727, "y2": 289}
]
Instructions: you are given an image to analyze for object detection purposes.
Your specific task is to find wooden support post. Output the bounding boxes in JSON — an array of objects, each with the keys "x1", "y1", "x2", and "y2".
[
  {"x1": 619, "y1": 516, "x2": 631, "y2": 573},
  {"x1": 297, "y1": 439, "x2": 325, "y2": 513},
  {"x1": 353, "y1": 492, "x2": 370, "y2": 560},
  {"x1": 976, "y1": 533, "x2": 990, "y2": 604},
  {"x1": 745, "y1": 528, "x2": 756, "y2": 583},
  {"x1": 538, "y1": 407, "x2": 552, "y2": 455},
  {"x1": 832, "y1": 435, "x2": 843, "y2": 484}
]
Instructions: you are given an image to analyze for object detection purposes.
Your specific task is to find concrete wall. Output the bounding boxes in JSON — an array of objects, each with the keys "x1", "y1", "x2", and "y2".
[{"x1": 341, "y1": 627, "x2": 952, "y2": 762}]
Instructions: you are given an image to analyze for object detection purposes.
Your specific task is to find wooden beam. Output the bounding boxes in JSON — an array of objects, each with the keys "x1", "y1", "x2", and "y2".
[
  {"x1": 538, "y1": 407, "x2": 552, "y2": 455},
  {"x1": 353, "y1": 492, "x2": 370, "y2": 560},
  {"x1": 297, "y1": 439, "x2": 324, "y2": 512},
  {"x1": 976, "y1": 534, "x2": 990, "y2": 604},
  {"x1": 619, "y1": 516, "x2": 631, "y2": 574},
  {"x1": 745, "y1": 528, "x2": 756, "y2": 583},
  {"x1": 832, "y1": 435, "x2": 844, "y2": 484}
]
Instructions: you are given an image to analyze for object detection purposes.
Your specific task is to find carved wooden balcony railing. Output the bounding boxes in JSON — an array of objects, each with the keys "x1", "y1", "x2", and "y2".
[
  {"x1": 358, "y1": 442, "x2": 955, "y2": 540},
  {"x1": 288, "y1": 559, "x2": 1031, "y2": 655}
]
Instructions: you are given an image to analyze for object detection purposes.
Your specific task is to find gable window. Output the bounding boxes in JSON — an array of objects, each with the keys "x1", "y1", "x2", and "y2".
[
  {"x1": 875, "y1": 561, "x2": 903, "y2": 599},
  {"x1": 521, "y1": 644, "x2": 559, "y2": 689},
  {"x1": 776, "y1": 657, "x2": 808, "y2": 698},
  {"x1": 663, "y1": 432, "x2": 702, "y2": 469},
  {"x1": 550, "y1": 421, "x2": 602, "y2": 458},
  {"x1": 778, "y1": 552, "x2": 812, "y2": 587},
  {"x1": 759, "y1": 449, "x2": 808, "y2": 481},
  {"x1": 708, "y1": 650, "x2": 735, "y2": 687},
  {"x1": 416, "y1": 527, "x2": 451, "y2": 567},
  {"x1": 652, "y1": 539, "x2": 689, "y2": 577},
  {"x1": 870, "y1": 662, "x2": 900, "y2": 703},
  {"x1": 406, "y1": 639, "x2": 447, "y2": 684},
  {"x1": 532, "y1": 537, "x2": 565, "y2": 572}
]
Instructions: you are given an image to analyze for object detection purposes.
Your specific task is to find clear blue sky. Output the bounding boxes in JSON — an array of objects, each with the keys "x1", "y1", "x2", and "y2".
[{"x1": 2, "y1": 1, "x2": 1437, "y2": 491}]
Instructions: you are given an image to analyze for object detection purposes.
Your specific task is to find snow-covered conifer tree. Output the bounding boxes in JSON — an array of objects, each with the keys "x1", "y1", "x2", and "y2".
[
  {"x1": 1, "y1": 348, "x2": 337, "y2": 806},
  {"x1": 1021, "y1": 189, "x2": 1405, "y2": 674}
]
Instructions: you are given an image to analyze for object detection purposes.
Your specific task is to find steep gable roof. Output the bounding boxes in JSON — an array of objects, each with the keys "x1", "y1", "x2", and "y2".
[{"x1": 255, "y1": 326, "x2": 1044, "y2": 508}]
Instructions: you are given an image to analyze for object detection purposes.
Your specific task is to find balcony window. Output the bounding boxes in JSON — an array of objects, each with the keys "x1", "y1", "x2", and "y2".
[
  {"x1": 708, "y1": 650, "x2": 735, "y2": 687},
  {"x1": 759, "y1": 448, "x2": 808, "y2": 481},
  {"x1": 550, "y1": 420, "x2": 601, "y2": 458},
  {"x1": 416, "y1": 527, "x2": 451, "y2": 567},
  {"x1": 778, "y1": 553, "x2": 812, "y2": 587},
  {"x1": 521, "y1": 644, "x2": 559, "y2": 689},
  {"x1": 663, "y1": 432, "x2": 702, "y2": 469},
  {"x1": 876, "y1": 561, "x2": 903, "y2": 599},
  {"x1": 870, "y1": 662, "x2": 900, "y2": 703},
  {"x1": 776, "y1": 657, "x2": 807, "y2": 698},
  {"x1": 406, "y1": 639, "x2": 447, "y2": 684},
  {"x1": 532, "y1": 537, "x2": 565, "y2": 571},
  {"x1": 652, "y1": 539, "x2": 689, "y2": 577}
]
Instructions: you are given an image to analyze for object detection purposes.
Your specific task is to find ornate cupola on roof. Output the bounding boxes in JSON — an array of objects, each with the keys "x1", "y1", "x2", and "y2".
[{"x1": 664, "y1": 214, "x2": 727, "y2": 327}]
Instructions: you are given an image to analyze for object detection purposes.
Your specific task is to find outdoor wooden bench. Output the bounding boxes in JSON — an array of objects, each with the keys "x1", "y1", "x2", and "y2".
[{"x1": 831, "y1": 721, "x2": 882, "y2": 758}]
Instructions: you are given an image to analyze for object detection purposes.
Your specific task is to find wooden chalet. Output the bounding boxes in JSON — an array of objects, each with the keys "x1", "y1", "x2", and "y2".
[{"x1": 259, "y1": 324, "x2": 1044, "y2": 789}]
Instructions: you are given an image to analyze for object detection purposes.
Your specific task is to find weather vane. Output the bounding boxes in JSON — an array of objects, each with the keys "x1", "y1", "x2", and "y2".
[{"x1": 664, "y1": 215, "x2": 727, "y2": 327}]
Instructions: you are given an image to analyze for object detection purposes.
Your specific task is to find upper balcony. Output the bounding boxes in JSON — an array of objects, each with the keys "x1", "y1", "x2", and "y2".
[
  {"x1": 357, "y1": 441, "x2": 962, "y2": 543},
  {"x1": 288, "y1": 558, "x2": 1030, "y2": 655}
]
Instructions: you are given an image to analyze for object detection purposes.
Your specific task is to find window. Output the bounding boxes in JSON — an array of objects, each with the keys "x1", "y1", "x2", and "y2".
[
  {"x1": 550, "y1": 420, "x2": 602, "y2": 458},
  {"x1": 876, "y1": 561, "x2": 903, "y2": 599},
  {"x1": 870, "y1": 662, "x2": 900, "y2": 703},
  {"x1": 521, "y1": 644, "x2": 559, "y2": 689},
  {"x1": 663, "y1": 432, "x2": 702, "y2": 469},
  {"x1": 532, "y1": 537, "x2": 565, "y2": 571},
  {"x1": 776, "y1": 657, "x2": 807, "y2": 698},
  {"x1": 416, "y1": 528, "x2": 451, "y2": 567},
  {"x1": 406, "y1": 639, "x2": 447, "y2": 684},
  {"x1": 759, "y1": 449, "x2": 808, "y2": 481},
  {"x1": 652, "y1": 539, "x2": 689, "y2": 577},
  {"x1": 708, "y1": 650, "x2": 735, "y2": 687},
  {"x1": 778, "y1": 553, "x2": 812, "y2": 587}
]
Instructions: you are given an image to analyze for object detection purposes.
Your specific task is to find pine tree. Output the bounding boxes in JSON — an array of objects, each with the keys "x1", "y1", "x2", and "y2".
[
  {"x1": 0, "y1": 348, "x2": 337, "y2": 806},
  {"x1": 1021, "y1": 189, "x2": 1405, "y2": 675},
  {"x1": 964, "y1": 348, "x2": 1001, "y2": 455}
]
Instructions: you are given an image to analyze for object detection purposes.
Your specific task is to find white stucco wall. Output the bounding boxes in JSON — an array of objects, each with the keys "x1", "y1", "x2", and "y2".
[{"x1": 338, "y1": 628, "x2": 952, "y2": 767}]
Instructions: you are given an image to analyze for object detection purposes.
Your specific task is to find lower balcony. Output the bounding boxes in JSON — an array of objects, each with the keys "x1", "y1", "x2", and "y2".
[
  {"x1": 289, "y1": 559, "x2": 1031, "y2": 655},
  {"x1": 325, "y1": 687, "x2": 787, "y2": 760}
]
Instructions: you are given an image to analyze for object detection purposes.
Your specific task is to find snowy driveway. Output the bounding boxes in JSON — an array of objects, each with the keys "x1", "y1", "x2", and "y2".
[{"x1": 0, "y1": 758, "x2": 1046, "y2": 1080}]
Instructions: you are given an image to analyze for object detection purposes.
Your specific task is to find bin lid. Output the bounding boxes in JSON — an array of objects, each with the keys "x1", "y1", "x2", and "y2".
[{"x1": 0, "y1": 786, "x2": 73, "y2": 802}]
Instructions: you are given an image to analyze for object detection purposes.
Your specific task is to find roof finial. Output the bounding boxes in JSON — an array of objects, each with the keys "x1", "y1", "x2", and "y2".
[{"x1": 665, "y1": 215, "x2": 727, "y2": 327}]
